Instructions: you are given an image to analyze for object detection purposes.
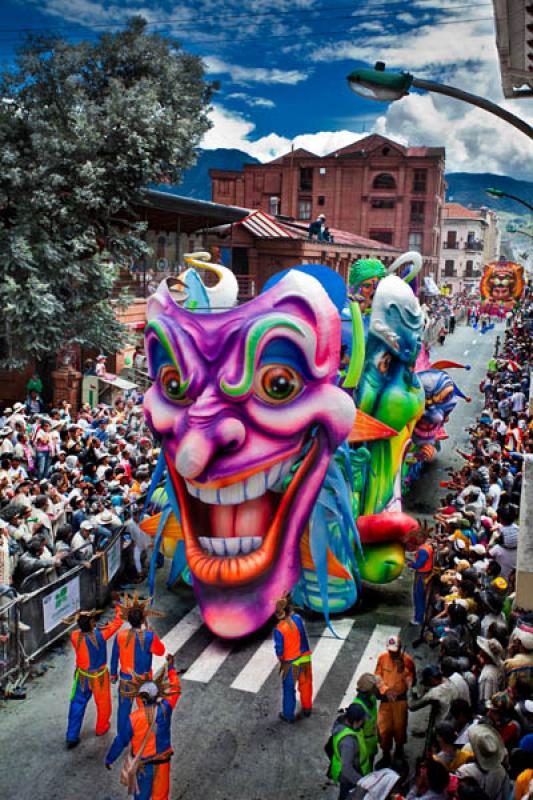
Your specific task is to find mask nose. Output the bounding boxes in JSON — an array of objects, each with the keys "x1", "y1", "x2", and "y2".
[{"x1": 174, "y1": 416, "x2": 246, "y2": 479}]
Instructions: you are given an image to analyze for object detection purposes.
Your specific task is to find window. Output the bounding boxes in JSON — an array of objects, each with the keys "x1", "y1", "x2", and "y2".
[
  {"x1": 371, "y1": 198, "x2": 395, "y2": 209},
  {"x1": 269, "y1": 196, "x2": 280, "y2": 216},
  {"x1": 218, "y1": 179, "x2": 231, "y2": 196},
  {"x1": 372, "y1": 173, "x2": 396, "y2": 190},
  {"x1": 318, "y1": 196, "x2": 325, "y2": 206},
  {"x1": 445, "y1": 230, "x2": 458, "y2": 248},
  {"x1": 369, "y1": 230, "x2": 393, "y2": 244},
  {"x1": 412, "y1": 169, "x2": 427, "y2": 193},
  {"x1": 319, "y1": 167, "x2": 327, "y2": 175},
  {"x1": 382, "y1": 147, "x2": 391, "y2": 155},
  {"x1": 298, "y1": 199, "x2": 312, "y2": 220},
  {"x1": 465, "y1": 259, "x2": 474, "y2": 277},
  {"x1": 299, "y1": 167, "x2": 313, "y2": 191},
  {"x1": 408, "y1": 231, "x2": 423, "y2": 250},
  {"x1": 410, "y1": 201, "x2": 425, "y2": 223},
  {"x1": 444, "y1": 260, "x2": 455, "y2": 277}
]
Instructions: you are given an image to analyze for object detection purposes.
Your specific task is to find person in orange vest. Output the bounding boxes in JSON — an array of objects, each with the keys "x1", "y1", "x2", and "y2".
[
  {"x1": 110, "y1": 593, "x2": 166, "y2": 736},
  {"x1": 105, "y1": 654, "x2": 181, "y2": 800},
  {"x1": 407, "y1": 539, "x2": 434, "y2": 625},
  {"x1": 273, "y1": 593, "x2": 313, "y2": 723},
  {"x1": 65, "y1": 604, "x2": 124, "y2": 748}
]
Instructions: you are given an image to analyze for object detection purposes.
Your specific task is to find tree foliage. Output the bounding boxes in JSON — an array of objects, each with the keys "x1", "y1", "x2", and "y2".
[{"x1": 0, "y1": 17, "x2": 213, "y2": 368}]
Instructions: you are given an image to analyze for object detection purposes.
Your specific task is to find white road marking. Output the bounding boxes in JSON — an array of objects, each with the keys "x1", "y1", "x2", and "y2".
[
  {"x1": 339, "y1": 623, "x2": 400, "y2": 710},
  {"x1": 231, "y1": 637, "x2": 277, "y2": 693},
  {"x1": 463, "y1": 350, "x2": 469, "y2": 356},
  {"x1": 152, "y1": 606, "x2": 204, "y2": 671},
  {"x1": 312, "y1": 618, "x2": 355, "y2": 701},
  {"x1": 183, "y1": 639, "x2": 233, "y2": 683}
]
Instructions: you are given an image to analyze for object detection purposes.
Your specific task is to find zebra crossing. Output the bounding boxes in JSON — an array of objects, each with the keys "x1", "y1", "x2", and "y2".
[{"x1": 152, "y1": 607, "x2": 399, "y2": 707}]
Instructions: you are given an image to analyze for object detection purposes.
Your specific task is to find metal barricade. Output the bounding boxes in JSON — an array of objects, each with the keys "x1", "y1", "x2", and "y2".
[
  {"x1": 0, "y1": 596, "x2": 22, "y2": 687},
  {"x1": 0, "y1": 528, "x2": 130, "y2": 686}
]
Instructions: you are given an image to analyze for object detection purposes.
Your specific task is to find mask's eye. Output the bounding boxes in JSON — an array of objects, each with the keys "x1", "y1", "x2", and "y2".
[
  {"x1": 254, "y1": 365, "x2": 303, "y2": 405},
  {"x1": 159, "y1": 364, "x2": 191, "y2": 405}
]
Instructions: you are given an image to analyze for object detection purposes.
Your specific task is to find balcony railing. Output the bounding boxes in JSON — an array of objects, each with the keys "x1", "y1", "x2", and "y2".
[
  {"x1": 464, "y1": 240, "x2": 483, "y2": 251},
  {"x1": 443, "y1": 242, "x2": 459, "y2": 249}
]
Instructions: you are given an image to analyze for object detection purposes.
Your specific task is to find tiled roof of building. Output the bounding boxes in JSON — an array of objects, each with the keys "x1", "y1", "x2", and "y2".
[
  {"x1": 235, "y1": 210, "x2": 300, "y2": 238},
  {"x1": 235, "y1": 210, "x2": 399, "y2": 251},
  {"x1": 444, "y1": 203, "x2": 484, "y2": 220}
]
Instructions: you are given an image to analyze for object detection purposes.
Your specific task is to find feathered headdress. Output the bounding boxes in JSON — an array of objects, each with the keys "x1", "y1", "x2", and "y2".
[
  {"x1": 117, "y1": 592, "x2": 166, "y2": 622},
  {"x1": 121, "y1": 665, "x2": 180, "y2": 702},
  {"x1": 275, "y1": 592, "x2": 293, "y2": 618},
  {"x1": 63, "y1": 608, "x2": 103, "y2": 625}
]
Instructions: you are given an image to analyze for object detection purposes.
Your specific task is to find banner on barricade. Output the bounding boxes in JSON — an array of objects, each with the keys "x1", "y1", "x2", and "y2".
[
  {"x1": 42, "y1": 576, "x2": 81, "y2": 633},
  {"x1": 107, "y1": 536, "x2": 121, "y2": 581}
]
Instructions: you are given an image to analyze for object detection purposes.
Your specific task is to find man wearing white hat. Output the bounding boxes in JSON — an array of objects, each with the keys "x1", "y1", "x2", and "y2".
[
  {"x1": 456, "y1": 724, "x2": 509, "y2": 800},
  {"x1": 375, "y1": 635, "x2": 415, "y2": 766}
]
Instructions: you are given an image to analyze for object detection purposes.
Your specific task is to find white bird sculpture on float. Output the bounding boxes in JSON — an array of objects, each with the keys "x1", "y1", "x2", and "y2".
[{"x1": 181, "y1": 251, "x2": 239, "y2": 310}]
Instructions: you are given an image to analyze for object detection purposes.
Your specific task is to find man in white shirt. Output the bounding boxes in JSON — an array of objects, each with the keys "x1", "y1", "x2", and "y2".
[{"x1": 71, "y1": 521, "x2": 94, "y2": 559}]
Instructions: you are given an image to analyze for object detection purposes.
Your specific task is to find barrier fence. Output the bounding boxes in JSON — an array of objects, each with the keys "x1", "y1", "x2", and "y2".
[{"x1": 0, "y1": 529, "x2": 129, "y2": 690}]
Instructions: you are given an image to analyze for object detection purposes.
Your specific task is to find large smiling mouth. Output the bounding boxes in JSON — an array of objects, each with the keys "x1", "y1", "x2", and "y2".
[{"x1": 167, "y1": 431, "x2": 323, "y2": 587}]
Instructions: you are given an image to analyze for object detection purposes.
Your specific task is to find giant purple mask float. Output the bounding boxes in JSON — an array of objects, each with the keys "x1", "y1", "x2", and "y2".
[
  {"x1": 142, "y1": 253, "x2": 464, "y2": 639},
  {"x1": 144, "y1": 265, "x2": 356, "y2": 637}
]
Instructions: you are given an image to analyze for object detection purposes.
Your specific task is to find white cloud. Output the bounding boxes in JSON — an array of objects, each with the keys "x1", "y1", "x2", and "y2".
[
  {"x1": 311, "y1": 19, "x2": 496, "y2": 74},
  {"x1": 374, "y1": 92, "x2": 533, "y2": 178},
  {"x1": 201, "y1": 104, "x2": 366, "y2": 162},
  {"x1": 226, "y1": 92, "x2": 275, "y2": 109},
  {"x1": 204, "y1": 56, "x2": 308, "y2": 86}
]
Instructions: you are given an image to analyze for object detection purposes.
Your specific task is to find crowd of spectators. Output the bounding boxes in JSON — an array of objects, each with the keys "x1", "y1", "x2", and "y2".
[
  {"x1": 332, "y1": 301, "x2": 533, "y2": 800},
  {"x1": 0, "y1": 384, "x2": 157, "y2": 600}
]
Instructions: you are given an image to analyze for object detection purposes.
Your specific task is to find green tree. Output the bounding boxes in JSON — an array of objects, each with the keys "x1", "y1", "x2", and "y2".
[{"x1": 0, "y1": 17, "x2": 212, "y2": 372}]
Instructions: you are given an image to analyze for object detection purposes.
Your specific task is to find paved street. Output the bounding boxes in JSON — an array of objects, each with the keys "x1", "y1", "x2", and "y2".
[{"x1": 0, "y1": 320, "x2": 500, "y2": 800}]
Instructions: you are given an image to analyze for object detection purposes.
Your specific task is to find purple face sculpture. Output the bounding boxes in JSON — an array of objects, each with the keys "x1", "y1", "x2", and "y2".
[{"x1": 144, "y1": 270, "x2": 355, "y2": 637}]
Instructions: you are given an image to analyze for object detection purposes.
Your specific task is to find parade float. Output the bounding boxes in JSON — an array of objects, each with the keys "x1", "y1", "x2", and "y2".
[
  {"x1": 140, "y1": 252, "x2": 461, "y2": 638},
  {"x1": 479, "y1": 260, "x2": 525, "y2": 316}
]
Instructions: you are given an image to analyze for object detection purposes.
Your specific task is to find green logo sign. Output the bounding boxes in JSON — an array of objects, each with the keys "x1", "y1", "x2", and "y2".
[{"x1": 55, "y1": 586, "x2": 68, "y2": 609}]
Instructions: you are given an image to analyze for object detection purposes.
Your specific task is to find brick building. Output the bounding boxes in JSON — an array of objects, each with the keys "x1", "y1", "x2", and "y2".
[
  {"x1": 210, "y1": 133, "x2": 446, "y2": 283},
  {"x1": 440, "y1": 203, "x2": 501, "y2": 295}
]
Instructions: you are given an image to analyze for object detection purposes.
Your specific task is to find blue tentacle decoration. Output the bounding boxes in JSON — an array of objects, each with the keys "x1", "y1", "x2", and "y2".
[
  {"x1": 148, "y1": 505, "x2": 171, "y2": 596},
  {"x1": 141, "y1": 449, "x2": 167, "y2": 517}
]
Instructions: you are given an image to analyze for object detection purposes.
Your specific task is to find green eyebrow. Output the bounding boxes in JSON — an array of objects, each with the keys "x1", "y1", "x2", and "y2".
[
  {"x1": 220, "y1": 316, "x2": 304, "y2": 398},
  {"x1": 146, "y1": 320, "x2": 191, "y2": 392}
]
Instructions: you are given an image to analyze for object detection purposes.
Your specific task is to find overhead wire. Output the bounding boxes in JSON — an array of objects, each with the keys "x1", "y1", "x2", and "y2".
[
  {"x1": 0, "y1": 9, "x2": 494, "y2": 51},
  {"x1": 0, "y1": 0, "x2": 493, "y2": 35}
]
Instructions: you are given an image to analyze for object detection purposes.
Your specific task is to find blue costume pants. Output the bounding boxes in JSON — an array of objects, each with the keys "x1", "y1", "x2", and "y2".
[
  {"x1": 117, "y1": 691, "x2": 133, "y2": 737},
  {"x1": 66, "y1": 671, "x2": 111, "y2": 742},
  {"x1": 135, "y1": 761, "x2": 170, "y2": 800},
  {"x1": 281, "y1": 662, "x2": 312, "y2": 720},
  {"x1": 413, "y1": 573, "x2": 427, "y2": 625}
]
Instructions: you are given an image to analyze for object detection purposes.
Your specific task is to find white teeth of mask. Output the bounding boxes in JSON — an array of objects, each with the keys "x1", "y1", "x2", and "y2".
[
  {"x1": 197, "y1": 536, "x2": 262, "y2": 556},
  {"x1": 185, "y1": 454, "x2": 298, "y2": 505}
]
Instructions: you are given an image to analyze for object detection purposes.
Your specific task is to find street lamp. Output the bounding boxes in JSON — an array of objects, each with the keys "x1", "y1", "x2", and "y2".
[
  {"x1": 486, "y1": 187, "x2": 533, "y2": 213},
  {"x1": 347, "y1": 62, "x2": 533, "y2": 139}
]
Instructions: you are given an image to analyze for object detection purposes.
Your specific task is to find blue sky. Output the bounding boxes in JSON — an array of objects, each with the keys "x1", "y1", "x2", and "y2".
[{"x1": 1, "y1": 0, "x2": 532, "y2": 177}]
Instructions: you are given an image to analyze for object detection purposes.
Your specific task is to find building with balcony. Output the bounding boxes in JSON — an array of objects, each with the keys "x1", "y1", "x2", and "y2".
[
  {"x1": 440, "y1": 203, "x2": 501, "y2": 294},
  {"x1": 210, "y1": 133, "x2": 446, "y2": 289}
]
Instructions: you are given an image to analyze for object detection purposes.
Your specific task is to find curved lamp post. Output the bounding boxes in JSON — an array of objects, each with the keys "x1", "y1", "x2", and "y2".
[
  {"x1": 347, "y1": 62, "x2": 533, "y2": 140},
  {"x1": 486, "y1": 187, "x2": 533, "y2": 213}
]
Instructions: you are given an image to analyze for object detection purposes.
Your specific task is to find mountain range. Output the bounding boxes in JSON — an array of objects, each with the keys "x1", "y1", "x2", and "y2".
[{"x1": 170, "y1": 148, "x2": 532, "y2": 217}]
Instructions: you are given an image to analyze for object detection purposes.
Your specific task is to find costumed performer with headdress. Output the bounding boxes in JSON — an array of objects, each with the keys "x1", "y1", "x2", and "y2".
[
  {"x1": 105, "y1": 654, "x2": 181, "y2": 800},
  {"x1": 65, "y1": 603, "x2": 124, "y2": 748},
  {"x1": 273, "y1": 593, "x2": 313, "y2": 723},
  {"x1": 110, "y1": 593, "x2": 166, "y2": 736}
]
